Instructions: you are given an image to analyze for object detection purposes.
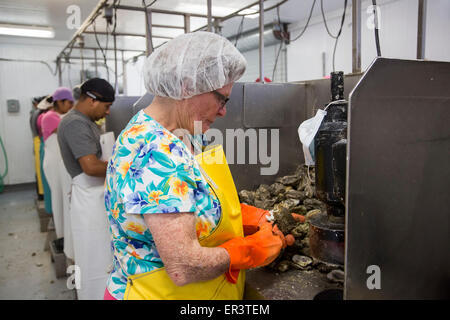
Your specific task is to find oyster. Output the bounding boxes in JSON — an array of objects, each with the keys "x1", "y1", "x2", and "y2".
[
  {"x1": 296, "y1": 175, "x2": 309, "y2": 192},
  {"x1": 255, "y1": 184, "x2": 271, "y2": 200},
  {"x1": 277, "y1": 260, "x2": 291, "y2": 273},
  {"x1": 306, "y1": 209, "x2": 321, "y2": 220},
  {"x1": 303, "y1": 198, "x2": 325, "y2": 211},
  {"x1": 304, "y1": 184, "x2": 315, "y2": 198},
  {"x1": 291, "y1": 223, "x2": 309, "y2": 238},
  {"x1": 284, "y1": 189, "x2": 306, "y2": 201},
  {"x1": 238, "y1": 190, "x2": 255, "y2": 206},
  {"x1": 276, "y1": 174, "x2": 301, "y2": 187},
  {"x1": 327, "y1": 269, "x2": 345, "y2": 284},
  {"x1": 279, "y1": 199, "x2": 300, "y2": 210},
  {"x1": 274, "y1": 208, "x2": 298, "y2": 234},
  {"x1": 290, "y1": 205, "x2": 308, "y2": 214},
  {"x1": 291, "y1": 255, "x2": 313, "y2": 270},
  {"x1": 269, "y1": 182, "x2": 286, "y2": 196}
]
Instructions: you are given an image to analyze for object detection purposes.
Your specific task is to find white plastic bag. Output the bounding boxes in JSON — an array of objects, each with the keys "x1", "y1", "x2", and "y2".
[{"x1": 298, "y1": 109, "x2": 327, "y2": 165}]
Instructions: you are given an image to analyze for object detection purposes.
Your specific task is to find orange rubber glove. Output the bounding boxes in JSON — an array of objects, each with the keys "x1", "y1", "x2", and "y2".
[
  {"x1": 272, "y1": 224, "x2": 288, "y2": 249},
  {"x1": 219, "y1": 223, "x2": 283, "y2": 283},
  {"x1": 240, "y1": 203, "x2": 271, "y2": 236},
  {"x1": 240, "y1": 203, "x2": 292, "y2": 249}
]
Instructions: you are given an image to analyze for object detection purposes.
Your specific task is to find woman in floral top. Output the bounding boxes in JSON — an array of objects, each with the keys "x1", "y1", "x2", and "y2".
[{"x1": 104, "y1": 32, "x2": 285, "y2": 300}]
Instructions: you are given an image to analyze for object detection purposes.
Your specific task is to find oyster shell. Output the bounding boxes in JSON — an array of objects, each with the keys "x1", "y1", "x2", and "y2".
[
  {"x1": 276, "y1": 174, "x2": 301, "y2": 187},
  {"x1": 238, "y1": 190, "x2": 255, "y2": 206},
  {"x1": 306, "y1": 209, "x2": 321, "y2": 220},
  {"x1": 291, "y1": 223, "x2": 309, "y2": 238},
  {"x1": 277, "y1": 260, "x2": 291, "y2": 273},
  {"x1": 255, "y1": 184, "x2": 271, "y2": 199},
  {"x1": 284, "y1": 189, "x2": 306, "y2": 201},
  {"x1": 292, "y1": 255, "x2": 313, "y2": 270},
  {"x1": 327, "y1": 269, "x2": 345, "y2": 284},
  {"x1": 269, "y1": 182, "x2": 286, "y2": 196},
  {"x1": 274, "y1": 208, "x2": 298, "y2": 234}
]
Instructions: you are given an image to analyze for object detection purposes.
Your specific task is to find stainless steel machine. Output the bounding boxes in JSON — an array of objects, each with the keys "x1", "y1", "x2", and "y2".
[{"x1": 345, "y1": 58, "x2": 450, "y2": 299}]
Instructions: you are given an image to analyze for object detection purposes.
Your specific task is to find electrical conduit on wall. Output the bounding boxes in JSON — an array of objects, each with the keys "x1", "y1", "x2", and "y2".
[{"x1": 0, "y1": 135, "x2": 8, "y2": 193}]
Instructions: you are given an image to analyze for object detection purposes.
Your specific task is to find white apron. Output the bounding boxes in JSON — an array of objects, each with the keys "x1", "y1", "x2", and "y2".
[
  {"x1": 59, "y1": 158, "x2": 74, "y2": 260},
  {"x1": 70, "y1": 132, "x2": 115, "y2": 300},
  {"x1": 70, "y1": 173, "x2": 112, "y2": 300},
  {"x1": 43, "y1": 133, "x2": 64, "y2": 238}
]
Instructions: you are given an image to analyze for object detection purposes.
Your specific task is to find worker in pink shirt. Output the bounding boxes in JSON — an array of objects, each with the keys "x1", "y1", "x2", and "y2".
[{"x1": 36, "y1": 95, "x2": 53, "y2": 215}]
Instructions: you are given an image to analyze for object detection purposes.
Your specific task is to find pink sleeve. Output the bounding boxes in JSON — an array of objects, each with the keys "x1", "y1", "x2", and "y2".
[
  {"x1": 36, "y1": 113, "x2": 44, "y2": 137},
  {"x1": 42, "y1": 111, "x2": 61, "y2": 141}
]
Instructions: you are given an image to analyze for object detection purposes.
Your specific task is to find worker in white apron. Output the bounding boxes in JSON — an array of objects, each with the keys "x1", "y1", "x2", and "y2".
[
  {"x1": 70, "y1": 162, "x2": 112, "y2": 299},
  {"x1": 41, "y1": 88, "x2": 74, "y2": 239},
  {"x1": 59, "y1": 156, "x2": 74, "y2": 260},
  {"x1": 57, "y1": 78, "x2": 116, "y2": 300}
]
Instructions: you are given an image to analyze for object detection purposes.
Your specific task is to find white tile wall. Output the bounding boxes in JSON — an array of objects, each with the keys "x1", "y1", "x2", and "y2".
[
  {"x1": 286, "y1": 0, "x2": 450, "y2": 82},
  {"x1": 0, "y1": 42, "x2": 62, "y2": 185},
  {"x1": 239, "y1": 43, "x2": 287, "y2": 83}
]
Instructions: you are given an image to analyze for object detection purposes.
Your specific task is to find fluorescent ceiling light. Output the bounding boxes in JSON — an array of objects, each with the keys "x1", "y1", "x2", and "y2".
[
  {"x1": 174, "y1": 4, "x2": 236, "y2": 16},
  {"x1": 174, "y1": 3, "x2": 260, "y2": 19},
  {"x1": 0, "y1": 24, "x2": 55, "y2": 38}
]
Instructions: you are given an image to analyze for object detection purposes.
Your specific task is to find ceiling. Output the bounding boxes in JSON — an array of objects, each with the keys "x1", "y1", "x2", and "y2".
[{"x1": 0, "y1": 0, "x2": 348, "y2": 61}]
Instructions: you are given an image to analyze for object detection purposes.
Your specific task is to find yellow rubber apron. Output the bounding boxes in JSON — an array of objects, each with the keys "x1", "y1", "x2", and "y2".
[
  {"x1": 33, "y1": 136, "x2": 44, "y2": 196},
  {"x1": 124, "y1": 145, "x2": 245, "y2": 300}
]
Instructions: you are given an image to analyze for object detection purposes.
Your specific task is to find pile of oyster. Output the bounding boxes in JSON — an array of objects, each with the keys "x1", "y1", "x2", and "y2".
[{"x1": 238, "y1": 165, "x2": 343, "y2": 281}]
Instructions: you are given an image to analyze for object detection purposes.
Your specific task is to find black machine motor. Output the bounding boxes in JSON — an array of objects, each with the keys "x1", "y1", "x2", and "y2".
[{"x1": 309, "y1": 72, "x2": 348, "y2": 265}]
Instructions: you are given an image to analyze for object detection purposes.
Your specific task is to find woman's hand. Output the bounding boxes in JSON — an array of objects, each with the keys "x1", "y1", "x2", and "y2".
[
  {"x1": 240, "y1": 203, "x2": 294, "y2": 248},
  {"x1": 218, "y1": 223, "x2": 283, "y2": 283},
  {"x1": 240, "y1": 203, "x2": 271, "y2": 236}
]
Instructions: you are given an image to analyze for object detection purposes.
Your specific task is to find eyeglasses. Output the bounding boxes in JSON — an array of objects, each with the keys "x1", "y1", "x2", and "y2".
[{"x1": 212, "y1": 90, "x2": 229, "y2": 109}]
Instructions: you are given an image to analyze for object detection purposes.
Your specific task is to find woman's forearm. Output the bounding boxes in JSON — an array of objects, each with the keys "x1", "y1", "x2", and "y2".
[
  {"x1": 78, "y1": 154, "x2": 108, "y2": 177},
  {"x1": 165, "y1": 243, "x2": 230, "y2": 286},
  {"x1": 144, "y1": 212, "x2": 232, "y2": 286}
]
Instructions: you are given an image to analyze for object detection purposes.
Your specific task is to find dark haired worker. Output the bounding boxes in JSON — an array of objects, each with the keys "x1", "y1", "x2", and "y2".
[{"x1": 58, "y1": 78, "x2": 115, "y2": 300}]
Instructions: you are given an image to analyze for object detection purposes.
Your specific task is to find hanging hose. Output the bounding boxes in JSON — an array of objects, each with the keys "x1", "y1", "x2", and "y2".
[
  {"x1": 372, "y1": 0, "x2": 382, "y2": 57},
  {"x1": 0, "y1": 135, "x2": 8, "y2": 193}
]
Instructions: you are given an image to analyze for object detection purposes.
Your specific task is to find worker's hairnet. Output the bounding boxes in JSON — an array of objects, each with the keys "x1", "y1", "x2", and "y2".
[
  {"x1": 36, "y1": 95, "x2": 53, "y2": 110},
  {"x1": 143, "y1": 31, "x2": 247, "y2": 100},
  {"x1": 72, "y1": 84, "x2": 82, "y2": 101}
]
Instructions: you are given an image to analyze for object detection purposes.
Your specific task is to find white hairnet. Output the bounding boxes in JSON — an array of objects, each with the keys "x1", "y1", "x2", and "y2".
[
  {"x1": 36, "y1": 95, "x2": 53, "y2": 110},
  {"x1": 143, "y1": 31, "x2": 247, "y2": 100}
]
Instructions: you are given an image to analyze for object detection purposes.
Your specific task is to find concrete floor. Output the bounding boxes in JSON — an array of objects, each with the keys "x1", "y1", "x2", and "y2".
[{"x1": 0, "y1": 186, "x2": 76, "y2": 300}]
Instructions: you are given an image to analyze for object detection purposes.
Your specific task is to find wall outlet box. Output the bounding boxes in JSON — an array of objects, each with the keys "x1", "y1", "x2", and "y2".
[{"x1": 7, "y1": 99, "x2": 20, "y2": 113}]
